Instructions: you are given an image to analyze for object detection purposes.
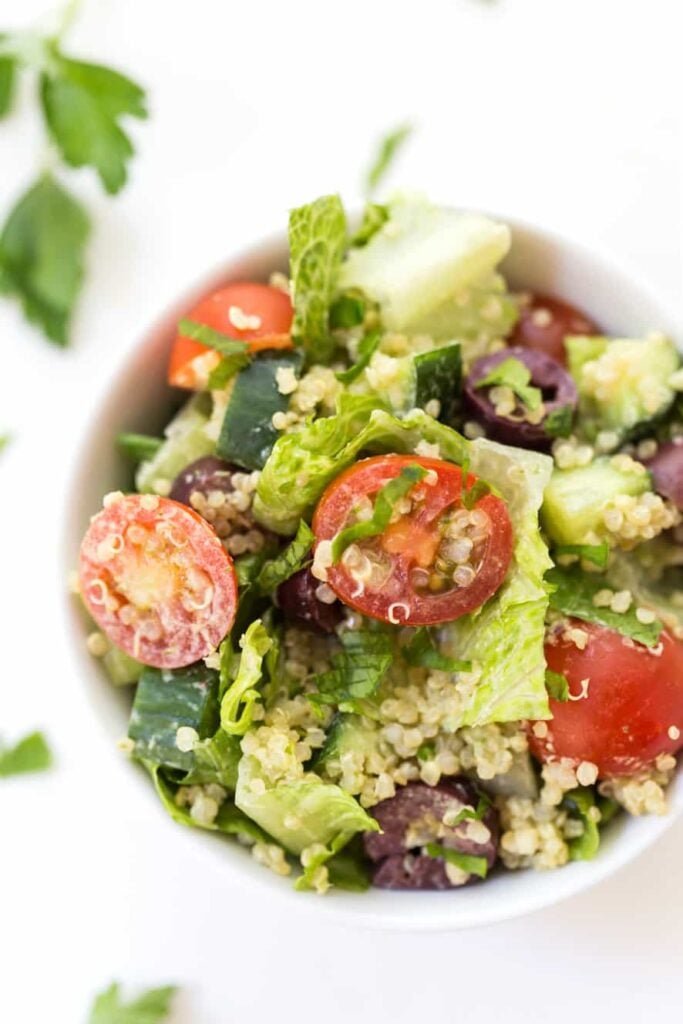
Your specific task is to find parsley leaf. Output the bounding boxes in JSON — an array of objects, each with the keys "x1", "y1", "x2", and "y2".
[
  {"x1": 351, "y1": 202, "x2": 389, "y2": 247},
  {"x1": 544, "y1": 404, "x2": 574, "y2": 438},
  {"x1": 335, "y1": 329, "x2": 381, "y2": 384},
  {"x1": 255, "y1": 520, "x2": 314, "y2": 594},
  {"x1": 545, "y1": 668, "x2": 569, "y2": 702},
  {"x1": 364, "y1": 124, "x2": 412, "y2": 195},
  {"x1": 310, "y1": 630, "x2": 392, "y2": 715},
  {"x1": 554, "y1": 540, "x2": 609, "y2": 568},
  {"x1": 331, "y1": 463, "x2": 428, "y2": 562},
  {"x1": 0, "y1": 173, "x2": 89, "y2": 345},
  {"x1": 475, "y1": 356, "x2": 542, "y2": 412},
  {"x1": 0, "y1": 49, "x2": 17, "y2": 118},
  {"x1": 402, "y1": 627, "x2": 471, "y2": 673},
  {"x1": 546, "y1": 565, "x2": 663, "y2": 647},
  {"x1": 0, "y1": 731, "x2": 52, "y2": 777},
  {"x1": 117, "y1": 432, "x2": 163, "y2": 462},
  {"x1": 88, "y1": 981, "x2": 177, "y2": 1024},
  {"x1": 425, "y1": 843, "x2": 488, "y2": 879},
  {"x1": 40, "y1": 42, "x2": 147, "y2": 195},
  {"x1": 288, "y1": 194, "x2": 347, "y2": 363}
]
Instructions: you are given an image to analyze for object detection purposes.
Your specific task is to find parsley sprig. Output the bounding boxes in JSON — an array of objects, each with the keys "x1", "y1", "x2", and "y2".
[{"x1": 0, "y1": 7, "x2": 147, "y2": 344}]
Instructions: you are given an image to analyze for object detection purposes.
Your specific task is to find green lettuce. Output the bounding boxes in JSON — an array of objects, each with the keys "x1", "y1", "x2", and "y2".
[
  {"x1": 220, "y1": 620, "x2": 273, "y2": 735},
  {"x1": 149, "y1": 765, "x2": 268, "y2": 842},
  {"x1": 443, "y1": 438, "x2": 554, "y2": 724},
  {"x1": 253, "y1": 397, "x2": 469, "y2": 534},
  {"x1": 289, "y1": 194, "x2": 347, "y2": 363},
  {"x1": 547, "y1": 564, "x2": 663, "y2": 647}
]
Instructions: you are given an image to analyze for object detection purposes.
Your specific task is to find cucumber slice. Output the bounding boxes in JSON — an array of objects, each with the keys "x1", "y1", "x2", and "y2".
[
  {"x1": 414, "y1": 343, "x2": 462, "y2": 421},
  {"x1": 541, "y1": 458, "x2": 651, "y2": 546},
  {"x1": 135, "y1": 393, "x2": 215, "y2": 494},
  {"x1": 217, "y1": 350, "x2": 304, "y2": 470},
  {"x1": 314, "y1": 713, "x2": 379, "y2": 774},
  {"x1": 128, "y1": 663, "x2": 220, "y2": 773}
]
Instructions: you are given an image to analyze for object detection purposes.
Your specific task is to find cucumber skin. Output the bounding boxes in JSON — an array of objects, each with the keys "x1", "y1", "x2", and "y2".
[
  {"x1": 217, "y1": 350, "x2": 304, "y2": 471},
  {"x1": 414, "y1": 343, "x2": 462, "y2": 421},
  {"x1": 136, "y1": 393, "x2": 214, "y2": 494},
  {"x1": 541, "y1": 459, "x2": 651, "y2": 546}
]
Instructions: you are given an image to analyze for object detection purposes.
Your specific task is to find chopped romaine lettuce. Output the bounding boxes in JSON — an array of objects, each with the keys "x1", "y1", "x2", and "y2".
[
  {"x1": 149, "y1": 765, "x2": 268, "y2": 842},
  {"x1": 289, "y1": 194, "x2": 347, "y2": 363},
  {"x1": 254, "y1": 520, "x2": 314, "y2": 595},
  {"x1": 220, "y1": 620, "x2": 273, "y2": 735},
  {"x1": 338, "y1": 194, "x2": 511, "y2": 336},
  {"x1": 253, "y1": 396, "x2": 469, "y2": 534},
  {"x1": 443, "y1": 438, "x2": 554, "y2": 725}
]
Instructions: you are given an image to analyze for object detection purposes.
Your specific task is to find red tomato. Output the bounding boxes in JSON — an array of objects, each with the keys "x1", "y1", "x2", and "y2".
[
  {"x1": 529, "y1": 620, "x2": 683, "y2": 776},
  {"x1": 511, "y1": 293, "x2": 599, "y2": 365},
  {"x1": 312, "y1": 455, "x2": 513, "y2": 626},
  {"x1": 168, "y1": 282, "x2": 294, "y2": 389},
  {"x1": 79, "y1": 494, "x2": 237, "y2": 669}
]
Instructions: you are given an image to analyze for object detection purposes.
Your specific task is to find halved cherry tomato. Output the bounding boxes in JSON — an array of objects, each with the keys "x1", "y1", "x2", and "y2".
[
  {"x1": 79, "y1": 494, "x2": 237, "y2": 669},
  {"x1": 529, "y1": 620, "x2": 683, "y2": 776},
  {"x1": 168, "y1": 282, "x2": 294, "y2": 389},
  {"x1": 312, "y1": 455, "x2": 513, "y2": 626},
  {"x1": 511, "y1": 293, "x2": 599, "y2": 365}
]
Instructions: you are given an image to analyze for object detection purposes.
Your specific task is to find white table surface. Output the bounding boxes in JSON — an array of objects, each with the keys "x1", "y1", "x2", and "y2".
[{"x1": 1, "y1": 1, "x2": 681, "y2": 1020}]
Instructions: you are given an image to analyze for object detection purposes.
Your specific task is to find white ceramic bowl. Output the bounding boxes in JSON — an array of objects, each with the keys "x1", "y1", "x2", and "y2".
[{"x1": 63, "y1": 215, "x2": 683, "y2": 930}]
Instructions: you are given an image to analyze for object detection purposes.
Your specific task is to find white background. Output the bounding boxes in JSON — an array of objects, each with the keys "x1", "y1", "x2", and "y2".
[{"x1": 1, "y1": 0, "x2": 682, "y2": 1021}]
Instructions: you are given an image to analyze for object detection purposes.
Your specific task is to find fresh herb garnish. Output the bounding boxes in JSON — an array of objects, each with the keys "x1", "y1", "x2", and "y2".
[
  {"x1": 331, "y1": 463, "x2": 428, "y2": 562},
  {"x1": 545, "y1": 668, "x2": 569, "y2": 702},
  {"x1": 0, "y1": 730, "x2": 52, "y2": 777},
  {"x1": 255, "y1": 520, "x2": 314, "y2": 594},
  {"x1": 335, "y1": 329, "x2": 381, "y2": 385},
  {"x1": 117, "y1": 432, "x2": 163, "y2": 462},
  {"x1": 546, "y1": 565, "x2": 663, "y2": 647},
  {"x1": 561, "y1": 787, "x2": 617, "y2": 862},
  {"x1": 310, "y1": 631, "x2": 392, "y2": 715},
  {"x1": 402, "y1": 626, "x2": 472, "y2": 673},
  {"x1": 329, "y1": 292, "x2": 366, "y2": 330},
  {"x1": 416, "y1": 742, "x2": 435, "y2": 762},
  {"x1": 445, "y1": 793, "x2": 491, "y2": 826},
  {"x1": 364, "y1": 124, "x2": 412, "y2": 196},
  {"x1": 554, "y1": 540, "x2": 609, "y2": 568},
  {"x1": 425, "y1": 843, "x2": 488, "y2": 879},
  {"x1": 350, "y1": 203, "x2": 389, "y2": 247},
  {"x1": 459, "y1": 454, "x2": 491, "y2": 510},
  {"x1": 288, "y1": 194, "x2": 347, "y2": 363},
  {"x1": 475, "y1": 357, "x2": 542, "y2": 412},
  {"x1": 177, "y1": 318, "x2": 250, "y2": 356},
  {"x1": 88, "y1": 981, "x2": 177, "y2": 1024},
  {"x1": 544, "y1": 404, "x2": 574, "y2": 438}
]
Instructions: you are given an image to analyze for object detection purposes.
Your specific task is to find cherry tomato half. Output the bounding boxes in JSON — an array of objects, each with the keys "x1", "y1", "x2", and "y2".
[
  {"x1": 511, "y1": 293, "x2": 599, "y2": 366},
  {"x1": 312, "y1": 455, "x2": 513, "y2": 626},
  {"x1": 168, "y1": 282, "x2": 294, "y2": 389},
  {"x1": 529, "y1": 620, "x2": 683, "y2": 776},
  {"x1": 79, "y1": 494, "x2": 237, "y2": 669}
]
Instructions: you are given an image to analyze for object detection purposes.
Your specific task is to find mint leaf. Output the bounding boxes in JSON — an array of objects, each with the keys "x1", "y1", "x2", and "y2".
[
  {"x1": 364, "y1": 124, "x2": 412, "y2": 196},
  {"x1": 425, "y1": 843, "x2": 488, "y2": 878},
  {"x1": 331, "y1": 463, "x2": 428, "y2": 562},
  {"x1": 310, "y1": 631, "x2": 392, "y2": 715},
  {"x1": 544, "y1": 404, "x2": 574, "y2": 438},
  {"x1": 88, "y1": 981, "x2": 177, "y2": 1024},
  {"x1": 546, "y1": 565, "x2": 663, "y2": 647},
  {"x1": 351, "y1": 202, "x2": 389, "y2": 247},
  {"x1": 402, "y1": 627, "x2": 471, "y2": 673},
  {"x1": 255, "y1": 520, "x2": 314, "y2": 594},
  {"x1": 40, "y1": 43, "x2": 147, "y2": 195},
  {"x1": 117, "y1": 432, "x2": 163, "y2": 462},
  {"x1": 0, "y1": 731, "x2": 52, "y2": 777},
  {"x1": 0, "y1": 173, "x2": 89, "y2": 345},
  {"x1": 289, "y1": 194, "x2": 347, "y2": 363},
  {"x1": 336, "y1": 329, "x2": 381, "y2": 384},
  {"x1": 177, "y1": 318, "x2": 250, "y2": 356},
  {"x1": 545, "y1": 668, "x2": 569, "y2": 702},
  {"x1": 476, "y1": 356, "x2": 542, "y2": 412},
  {"x1": 0, "y1": 50, "x2": 17, "y2": 118},
  {"x1": 554, "y1": 541, "x2": 609, "y2": 568}
]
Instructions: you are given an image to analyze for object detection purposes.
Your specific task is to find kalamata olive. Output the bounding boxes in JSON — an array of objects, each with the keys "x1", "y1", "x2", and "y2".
[
  {"x1": 169, "y1": 456, "x2": 240, "y2": 506},
  {"x1": 463, "y1": 346, "x2": 577, "y2": 451},
  {"x1": 276, "y1": 568, "x2": 342, "y2": 634},
  {"x1": 363, "y1": 778, "x2": 499, "y2": 890},
  {"x1": 511, "y1": 293, "x2": 599, "y2": 365},
  {"x1": 642, "y1": 440, "x2": 683, "y2": 509}
]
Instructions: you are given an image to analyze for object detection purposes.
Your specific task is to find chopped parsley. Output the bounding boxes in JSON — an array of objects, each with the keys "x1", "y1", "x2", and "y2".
[
  {"x1": 425, "y1": 843, "x2": 488, "y2": 879},
  {"x1": 545, "y1": 669, "x2": 569, "y2": 702},
  {"x1": 335, "y1": 329, "x2": 381, "y2": 385},
  {"x1": 331, "y1": 463, "x2": 428, "y2": 562},
  {"x1": 475, "y1": 357, "x2": 542, "y2": 412}
]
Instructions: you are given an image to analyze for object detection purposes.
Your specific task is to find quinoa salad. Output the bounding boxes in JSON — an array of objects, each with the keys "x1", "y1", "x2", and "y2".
[{"x1": 76, "y1": 192, "x2": 683, "y2": 894}]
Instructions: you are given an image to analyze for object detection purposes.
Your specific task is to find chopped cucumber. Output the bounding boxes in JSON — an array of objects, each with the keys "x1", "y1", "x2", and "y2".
[
  {"x1": 314, "y1": 713, "x2": 379, "y2": 774},
  {"x1": 338, "y1": 194, "x2": 511, "y2": 334},
  {"x1": 407, "y1": 272, "x2": 518, "y2": 349},
  {"x1": 128, "y1": 664, "x2": 220, "y2": 773},
  {"x1": 135, "y1": 393, "x2": 215, "y2": 494},
  {"x1": 414, "y1": 343, "x2": 462, "y2": 421},
  {"x1": 217, "y1": 350, "x2": 304, "y2": 470},
  {"x1": 541, "y1": 457, "x2": 651, "y2": 546},
  {"x1": 566, "y1": 334, "x2": 679, "y2": 443}
]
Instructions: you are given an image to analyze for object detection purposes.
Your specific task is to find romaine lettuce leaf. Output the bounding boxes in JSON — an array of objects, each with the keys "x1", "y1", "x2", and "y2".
[
  {"x1": 443, "y1": 438, "x2": 554, "y2": 724},
  {"x1": 289, "y1": 194, "x2": 347, "y2": 363},
  {"x1": 220, "y1": 620, "x2": 273, "y2": 735},
  {"x1": 253, "y1": 397, "x2": 469, "y2": 534},
  {"x1": 149, "y1": 765, "x2": 268, "y2": 842},
  {"x1": 235, "y1": 756, "x2": 379, "y2": 855},
  {"x1": 338, "y1": 193, "x2": 511, "y2": 335}
]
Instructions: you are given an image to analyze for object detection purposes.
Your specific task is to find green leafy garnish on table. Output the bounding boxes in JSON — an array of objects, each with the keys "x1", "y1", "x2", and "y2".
[
  {"x1": 88, "y1": 981, "x2": 177, "y2": 1024},
  {"x1": 0, "y1": 730, "x2": 52, "y2": 777},
  {"x1": 364, "y1": 123, "x2": 412, "y2": 195}
]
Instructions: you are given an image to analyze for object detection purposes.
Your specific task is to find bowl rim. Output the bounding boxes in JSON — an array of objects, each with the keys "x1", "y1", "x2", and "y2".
[{"x1": 61, "y1": 209, "x2": 683, "y2": 931}]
